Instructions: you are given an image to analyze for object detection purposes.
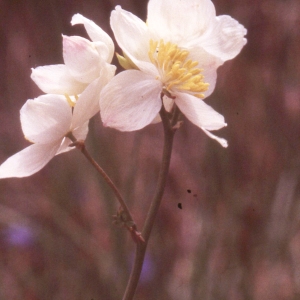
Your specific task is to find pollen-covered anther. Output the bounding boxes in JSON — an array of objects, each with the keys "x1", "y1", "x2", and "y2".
[{"x1": 148, "y1": 39, "x2": 209, "y2": 98}]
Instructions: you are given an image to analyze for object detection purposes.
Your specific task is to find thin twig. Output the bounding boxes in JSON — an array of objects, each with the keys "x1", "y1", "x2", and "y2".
[
  {"x1": 66, "y1": 132, "x2": 143, "y2": 243},
  {"x1": 122, "y1": 97, "x2": 179, "y2": 300}
]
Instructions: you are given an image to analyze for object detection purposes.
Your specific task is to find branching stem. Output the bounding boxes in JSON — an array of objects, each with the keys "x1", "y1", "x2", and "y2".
[{"x1": 122, "y1": 97, "x2": 180, "y2": 300}]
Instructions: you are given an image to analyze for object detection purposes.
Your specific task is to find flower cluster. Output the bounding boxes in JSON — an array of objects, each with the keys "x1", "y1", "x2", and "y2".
[
  {"x1": 0, "y1": 14, "x2": 115, "y2": 178},
  {"x1": 0, "y1": 0, "x2": 247, "y2": 179}
]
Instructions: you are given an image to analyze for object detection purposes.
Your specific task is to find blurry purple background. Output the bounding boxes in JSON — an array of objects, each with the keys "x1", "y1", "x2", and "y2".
[{"x1": 1, "y1": 0, "x2": 300, "y2": 299}]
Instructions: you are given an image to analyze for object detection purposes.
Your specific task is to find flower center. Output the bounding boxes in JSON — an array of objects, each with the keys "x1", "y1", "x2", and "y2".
[{"x1": 148, "y1": 40, "x2": 209, "y2": 98}]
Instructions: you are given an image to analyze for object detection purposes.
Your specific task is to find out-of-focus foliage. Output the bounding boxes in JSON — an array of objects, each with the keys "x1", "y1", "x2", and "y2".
[{"x1": 0, "y1": 0, "x2": 300, "y2": 299}]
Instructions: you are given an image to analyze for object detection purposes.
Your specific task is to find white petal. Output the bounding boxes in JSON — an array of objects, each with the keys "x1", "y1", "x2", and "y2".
[
  {"x1": 147, "y1": 0, "x2": 216, "y2": 42},
  {"x1": 151, "y1": 96, "x2": 174, "y2": 124},
  {"x1": 56, "y1": 137, "x2": 73, "y2": 155},
  {"x1": 202, "y1": 67, "x2": 218, "y2": 99},
  {"x1": 73, "y1": 120, "x2": 89, "y2": 141},
  {"x1": 63, "y1": 35, "x2": 101, "y2": 83},
  {"x1": 71, "y1": 64, "x2": 116, "y2": 129},
  {"x1": 93, "y1": 41, "x2": 110, "y2": 62},
  {"x1": 71, "y1": 13, "x2": 114, "y2": 63},
  {"x1": 21, "y1": 95, "x2": 72, "y2": 144},
  {"x1": 111, "y1": 6, "x2": 156, "y2": 75},
  {"x1": 56, "y1": 120, "x2": 89, "y2": 155},
  {"x1": 150, "y1": 114, "x2": 161, "y2": 125},
  {"x1": 200, "y1": 128, "x2": 228, "y2": 147},
  {"x1": 71, "y1": 78, "x2": 100, "y2": 130},
  {"x1": 199, "y1": 15, "x2": 247, "y2": 61},
  {"x1": 102, "y1": 63, "x2": 117, "y2": 83},
  {"x1": 100, "y1": 70, "x2": 162, "y2": 131},
  {"x1": 188, "y1": 47, "x2": 222, "y2": 98},
  {"x1": 175, "y1": 92, "x2": 226, "y2": 131},
  {"x1": 31, "y1": 65, "x2": 87, "y2": 95},
  {"x1": 0, "y1": 142, "x2": 60, "y2": 178}
]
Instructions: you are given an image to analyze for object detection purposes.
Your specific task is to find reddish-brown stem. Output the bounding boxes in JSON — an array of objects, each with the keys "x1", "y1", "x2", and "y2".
[
  {"x1": 66, "y1": 133, "x2": 143, "y2": 243},
  {"x1": 122, "y1": 100, "x2": 179, "y2": 300}
]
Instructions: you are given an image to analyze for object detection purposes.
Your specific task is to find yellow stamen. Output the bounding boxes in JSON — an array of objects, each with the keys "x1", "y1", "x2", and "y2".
[
  {"x1": 64, "y1": 94, "x2": 77, "y2": 107},
  {"x1": 148, "y1": 40, "x2": 209, "y2": 98}
]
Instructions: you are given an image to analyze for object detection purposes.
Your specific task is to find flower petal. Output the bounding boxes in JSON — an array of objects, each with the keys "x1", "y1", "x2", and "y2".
[
  {"x1": 71, "y1": 64, "x2": 116, "y2": 129},
  {"x1": 0, "y1": 142, "x2": 60, "y2": 178},
  {"x1": 21, "y1": 95, "x2": 72, "y2": 144},
  {"x1": 110, "y1": 6, "x2": 156, "y2": 75},
  {"x1": 198, "y1": 15, "x2": 247, "y2": 62},
  {"x1": 55, "y1": 138, "x2": 72, "y2": 155},
  {"x1": 147, "y1": 0, "x2": 216, "y2": 43},
  {"x1": 71, "y1": 78, "x2": 100, "y2": 130},
  {"x1": 71, "y1": 13, "x2": 114, "y2": 63},
  {"x1": 100, "y1": 70, "x2": 162, "y2": 131},
  {"x1": 93, "y1": 41, "x2": 110, "y2": 63},
  {"x1": 73, "y1": 120, "x2": 89, "y2": 141},
  {"x1": 175, "y1": 92, "x2": 226, "y2": 131},
  {"x1": 56, "y1": 120, "x2": 89, "y2": 155},
  {"x1": 63, "y1": 35, "x2": 101, "y2": 83},
  {"x1": 31, "y1": 65, "x2": 87, "y2": 95},
  {"x1": 151, "y1": 96, "x2": 174, "y2": 124},
  {"x1": 188, "y1": 47, "x2": 222, "y2": 98},
  {"x1": 200, "y1": 127, "x2": 228, "y2": 147},
  {"x1": 175, "y1": 93, "x2": 227, "y2": 147}
]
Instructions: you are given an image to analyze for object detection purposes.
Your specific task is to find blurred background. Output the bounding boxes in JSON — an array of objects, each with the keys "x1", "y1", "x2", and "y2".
[{"x1": 0, "y1": 0, "x2": 300, "y2": 299}]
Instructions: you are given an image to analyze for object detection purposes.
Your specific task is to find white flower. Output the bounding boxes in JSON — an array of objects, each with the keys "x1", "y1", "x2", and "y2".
[
  {"x1": 100, "y1": 0, "x2": 247, "y2": 147},
  {"x1": 0, "y1": 90, "x2": 97, "y2": 178},
  {"x1": 31, "y1": 13, "x2": 116, "y2": 97},
  {"x1": 0, "y1": 14, "x2": 117, "y2": 179}
]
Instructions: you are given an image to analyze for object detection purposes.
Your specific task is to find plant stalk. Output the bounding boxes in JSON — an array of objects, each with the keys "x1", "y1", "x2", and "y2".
[
  {"x1": 122, "y1": 101, "x2": 179, "y2": 300},
  {"x1": 66, "y1": 132, "x2": 142, "y2": 243}
]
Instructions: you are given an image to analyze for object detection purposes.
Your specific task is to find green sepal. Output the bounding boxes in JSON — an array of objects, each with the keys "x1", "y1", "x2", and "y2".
[{"x1": 116, "y1": 52, "x2": 139, "y2": 70}]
